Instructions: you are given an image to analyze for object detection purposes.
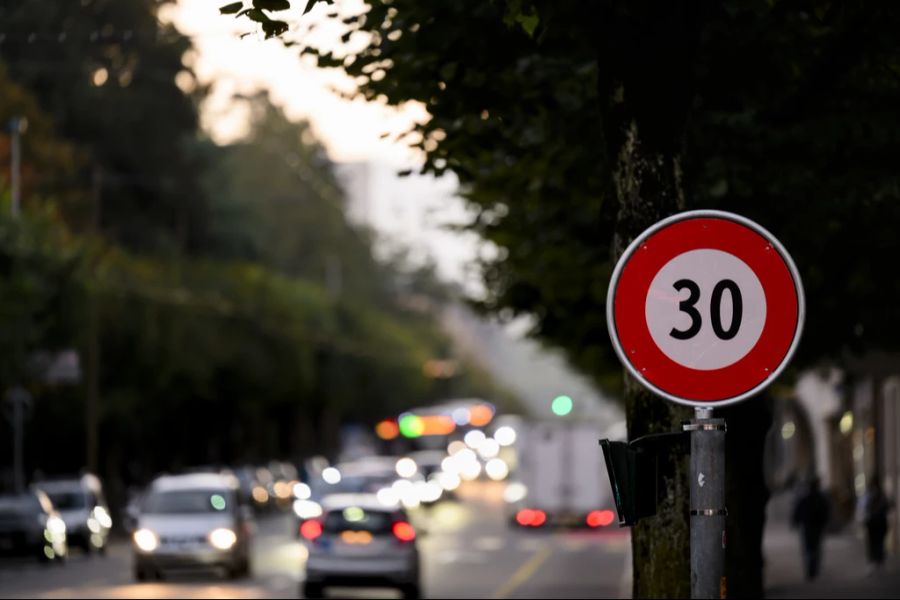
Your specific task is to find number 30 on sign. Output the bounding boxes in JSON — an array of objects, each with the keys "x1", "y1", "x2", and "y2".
[{"x1": 606, "y1": 210, "x2": 805, "y2": 407}]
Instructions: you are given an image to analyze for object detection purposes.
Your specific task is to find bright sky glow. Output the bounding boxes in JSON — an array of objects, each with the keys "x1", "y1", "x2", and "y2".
[{"x1": 168, "y1": 0, "x2": 484, "y2": 292}]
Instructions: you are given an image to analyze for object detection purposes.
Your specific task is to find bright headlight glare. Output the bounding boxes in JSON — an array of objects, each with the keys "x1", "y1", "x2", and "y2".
[
  {"x1": 293, "y1": 499, "x2": 323, "y2": 519},
  {"x1": 93, "y1": 506, "x2": 113, "y2": 529},
  {"x1": 293, "y1": 482, "x2": 312, "y2": 500},
  {"x1": 209, "y1": 527, "x2": 237, "y2": 550},
  {"x1": 134, "y1": 528, "x2": 159, "y2": 552},
  {"x1": 46, "y1": 516, "x2": 66, "y2": 536},
  {"x1": 87, "y1": 518, "x2": 100, "y2": 533}
]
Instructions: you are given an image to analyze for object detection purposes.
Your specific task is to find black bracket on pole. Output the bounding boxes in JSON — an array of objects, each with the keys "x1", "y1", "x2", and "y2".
[{"x1": 600, "y1": 431, "x2": 689, "y2": 527}]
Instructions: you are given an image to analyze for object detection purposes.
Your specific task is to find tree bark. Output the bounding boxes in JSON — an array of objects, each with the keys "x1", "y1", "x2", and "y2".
[
  {"x1": 600, "y1": 2, "x2": 699, "y2": 597},
  {"x1": 600, "y1": 5, "x2": 773, "y2": 597}
]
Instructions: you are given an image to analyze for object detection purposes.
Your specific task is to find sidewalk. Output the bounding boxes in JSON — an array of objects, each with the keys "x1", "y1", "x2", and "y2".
[{"x1": 763, "y1": 493, "x2": 900, "y2": 599}]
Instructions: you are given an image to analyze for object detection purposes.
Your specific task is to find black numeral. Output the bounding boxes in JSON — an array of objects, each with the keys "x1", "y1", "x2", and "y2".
[
  {"x1": 668, "y1": 279, "x2": 743, "y2": 341},
  {"x1": 710, "y1": 279, "x2": 742, "y2": 340},
  {"x1": 669, "y1": 279, "x2": 702, "y2": 340}
]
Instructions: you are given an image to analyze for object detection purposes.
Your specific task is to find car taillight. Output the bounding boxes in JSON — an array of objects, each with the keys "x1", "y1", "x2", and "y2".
[
  {"x1": 392, "y1": 521, "x2": 416, "y2": 542},
  {"x1": 586, "y1": 509, "x2": 616, "y2": 528},
  {"x1": 300, "y1": 519, "x2": 323, "y2": 541},
  {"x1": 516, "y1": 509, "x2": 547, "y2": 527}
]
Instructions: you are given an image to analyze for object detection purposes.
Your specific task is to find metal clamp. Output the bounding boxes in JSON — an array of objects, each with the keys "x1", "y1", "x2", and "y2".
[
  {"x1": 682, "y1": 422, "x2": 727, "y2": 432},
  {"x1": 690, "y1": 509, "x2": 728, "y2": 517}
]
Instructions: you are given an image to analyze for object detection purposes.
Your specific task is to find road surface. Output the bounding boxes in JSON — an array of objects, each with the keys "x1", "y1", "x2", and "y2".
[{"x1": 0, "y1": 483, "x2": 629, "y2": 599}]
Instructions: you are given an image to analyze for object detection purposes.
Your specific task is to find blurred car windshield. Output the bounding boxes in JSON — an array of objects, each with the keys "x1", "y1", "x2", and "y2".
[
  {"x1": 323, "y1": 508, "x2": 394, "y2": 534},
  {"x1": 45, "y1": 491, "x2": 86, "y2": 510},
  {"x1": 0, "y1": 494, "x2": 41, "y2": 515},
  {"x1": 142, "y1": 489, "x2": 230, "y2": 514}
]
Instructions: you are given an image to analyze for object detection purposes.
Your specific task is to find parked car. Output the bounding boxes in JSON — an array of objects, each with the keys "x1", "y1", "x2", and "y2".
[
  {"x1": 38, "y1": 474, "x2": 112, "y2": 554},
  {"x1": 131, "y1": 472, "x2": 253, "y2": 580},
  {"x1": 301, "y1": 493, "x2": 420, "y2": 599},
  {"x1": 0, "y1": 488, "x2": 68, "y2": 562}
]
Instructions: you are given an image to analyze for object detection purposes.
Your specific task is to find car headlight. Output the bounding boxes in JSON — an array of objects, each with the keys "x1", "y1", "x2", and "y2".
[
  {"x1": 293, "y1": 499, "x2": 323, "y2": 519},
  {"x1": 93, "y1": 506, "x2": 113, "y2": 529},
  {"x1": 46, "y1": 516, "x2": 67, "y2": 537},
  {"x1": 133, "y1": 528, "x2": 159, "y2": 552},
  {"x1": 209, "y1": 528, "x2": 237, "y2": 550}
]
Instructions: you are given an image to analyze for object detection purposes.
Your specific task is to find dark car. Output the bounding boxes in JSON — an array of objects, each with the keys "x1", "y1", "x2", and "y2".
[{"x1": 0, "y1": 488, "x2": 68, "y2": 562}]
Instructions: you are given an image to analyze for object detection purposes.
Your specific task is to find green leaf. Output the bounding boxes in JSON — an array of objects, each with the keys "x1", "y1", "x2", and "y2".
[
  {"x1": 238, "y1": 8, "x2": 271, "y2": 23},
  {"x1": 516, "y1": 12, "x2": 539, "y2": 38},
  {"x1": 253, "y1": 0, "x2": 291, "y2": 11},
  {"x1": 219, "y1": 2, "x2": 244, "y2": 15},
  {"x1": 262, "y1": 20, "x2": 289, "y2": 38}
]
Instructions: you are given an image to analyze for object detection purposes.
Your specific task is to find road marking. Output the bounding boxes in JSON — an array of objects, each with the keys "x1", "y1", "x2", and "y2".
[{"x1": 490, "y1": 546, "x2": 552, "y2": 599}]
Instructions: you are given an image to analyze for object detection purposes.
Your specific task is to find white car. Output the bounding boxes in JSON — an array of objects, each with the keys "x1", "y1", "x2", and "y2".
[
  {"x1": 132, "y1": 473, "x2": 252, "y2": 580},
  {"x1": 39, "y1": 474, "x2": 112, "y2": 554},
  {"x1": 301, "y1": 494, "x2": 420, "y2": 599}
]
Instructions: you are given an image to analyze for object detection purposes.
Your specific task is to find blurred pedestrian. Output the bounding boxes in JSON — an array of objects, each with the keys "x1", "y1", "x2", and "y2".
[
  {"x1": 858, "y1": 476, "x2": 893, "y2": 574},
  {"x1": 791, "y1": 476, "x2": 830, "y2": 581}
]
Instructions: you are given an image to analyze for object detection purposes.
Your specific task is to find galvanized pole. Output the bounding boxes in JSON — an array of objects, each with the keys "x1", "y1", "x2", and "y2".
[{"x1": 684, "y1": 407, "x2": 727, "y2": 599}]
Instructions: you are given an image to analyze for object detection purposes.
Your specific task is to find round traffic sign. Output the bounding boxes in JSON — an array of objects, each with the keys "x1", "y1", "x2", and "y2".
[{"x1": 606, "y1": 210, "x2": 804, "y2": 407}]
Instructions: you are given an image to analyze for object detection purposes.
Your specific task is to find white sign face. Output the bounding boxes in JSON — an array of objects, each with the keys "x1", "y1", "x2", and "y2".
[{"x1": 645, "y1": 249, "x2": 767, "y2": 371}]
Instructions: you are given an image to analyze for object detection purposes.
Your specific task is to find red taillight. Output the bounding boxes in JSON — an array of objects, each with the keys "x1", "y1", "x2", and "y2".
[
  {"x1": 392, "y1": 521, "x2": 416, "y2": 542},
  {"x1": 586, "y1": 510, "x2": 616, "y2": 528},
  {"x1": 516, "y1": 509, "x2": 547, "y2": 527},
  {"x1": 300, "y1": 519, "x2": 323, "y2": 541}
]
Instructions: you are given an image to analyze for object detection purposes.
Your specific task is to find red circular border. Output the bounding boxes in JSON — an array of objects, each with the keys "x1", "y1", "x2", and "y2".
[{"x1": 613, "y1": 217, "x2": 799, "y2": 402}]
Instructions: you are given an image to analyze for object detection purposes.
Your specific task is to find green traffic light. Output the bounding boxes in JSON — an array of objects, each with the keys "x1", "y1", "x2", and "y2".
[
  {"x1": 551, "y1": 395, "x2": 573, "y2": 416},
  {"x1": 398, "y1": 414, "x2": 425, "y2": 438}
]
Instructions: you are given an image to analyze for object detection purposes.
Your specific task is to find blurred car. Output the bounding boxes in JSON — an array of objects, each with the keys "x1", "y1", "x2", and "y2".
[
  {"x1": 131, "y1": 472, "x2": 253, "y2": 580},
  {"x1": 301, "y1": 494, "x2": 420, "y2": 599},
  {"x1": 0, "y1": 488, "x2": 68, "y2": 562},
  {"x1": 38, "y1": 474, "x2": 112, "y2": 554},
  {"x1": 232, "y1": 465, "x2": 271, "y2": 513},
  {"x1": 295, "y1": 459, "x2": 400, "y2": 538},
  {"x1": 405, "y1": 450, "x2": 456, "y2": 504}
]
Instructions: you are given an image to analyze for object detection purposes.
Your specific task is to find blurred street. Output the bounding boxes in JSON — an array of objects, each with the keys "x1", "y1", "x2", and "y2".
[
  {"x1": 0, "y1": 482, "x2": 629, "y2": 599},
  {"x1": 3, "y1": 1, "x2": 900, "y2": 598}
]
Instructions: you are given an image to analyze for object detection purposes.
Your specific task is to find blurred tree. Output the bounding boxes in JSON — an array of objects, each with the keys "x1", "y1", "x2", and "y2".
[
  {"x1": 0, "y1": 0, "x2": 517, "y2": 509},
  {"x1": 228, "y1": 0, "x2": 900, "y2": 596},
  {"x1": 203, "y1": 92, "x2": 392, "y2": 305},
  {"x1": 0, "y1": 62, "x2": 84, "y2": 212},
  {"x1": 0, "y1": 0, "x2": 209, "y2": 252}
]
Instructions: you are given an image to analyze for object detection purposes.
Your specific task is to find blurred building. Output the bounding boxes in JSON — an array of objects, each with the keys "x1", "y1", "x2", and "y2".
[{"x1": 767, "y1": 360, "x2": 899, "y2": 557}]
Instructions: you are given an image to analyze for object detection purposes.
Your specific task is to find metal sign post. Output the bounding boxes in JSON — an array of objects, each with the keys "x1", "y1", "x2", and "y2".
[
  {"x1": 685, "y1": 408, "x2": 726, "y2": 599},
  {"x1": 605, "y1": 210, "x2": 805, "y2": 599}
]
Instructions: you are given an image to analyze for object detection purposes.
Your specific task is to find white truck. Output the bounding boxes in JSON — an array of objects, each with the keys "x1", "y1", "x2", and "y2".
[{"x1": 504, "y1": 420, "x2": 618, "y2": 528}]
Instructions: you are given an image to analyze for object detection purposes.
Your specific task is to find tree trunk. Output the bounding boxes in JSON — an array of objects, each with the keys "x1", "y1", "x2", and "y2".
[
  {"x1": 600, "y1": 4, "x2": 773, "y2": 597},
  {"x1": 611, "y1": 122, "x2": 692, "y2": 600},
  {"x1": 600, "y1": 2, "x2": 699, "y2": 597}
]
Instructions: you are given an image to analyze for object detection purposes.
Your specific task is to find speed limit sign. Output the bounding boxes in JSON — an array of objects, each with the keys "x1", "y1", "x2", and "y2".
[{"x1": 607, "y1": 210, "x2": 804, "y2": 407}]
